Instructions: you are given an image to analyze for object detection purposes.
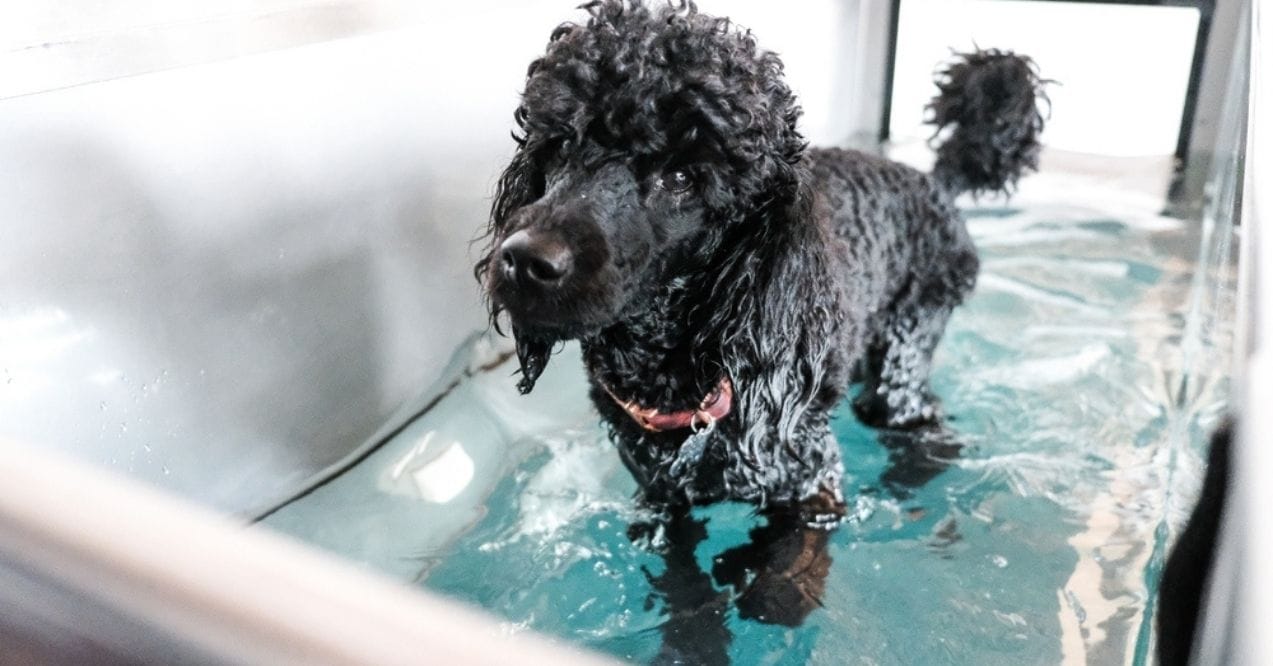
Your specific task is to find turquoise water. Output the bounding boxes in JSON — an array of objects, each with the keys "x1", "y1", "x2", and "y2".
[{"x1": 264, "y1": 175, "x2": 1235, "y2": 664}]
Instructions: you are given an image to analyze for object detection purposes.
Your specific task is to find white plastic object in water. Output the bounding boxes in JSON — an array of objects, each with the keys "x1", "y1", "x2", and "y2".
[{"x1": 384, "y1": 431, "x2": 475, "y2": 504}]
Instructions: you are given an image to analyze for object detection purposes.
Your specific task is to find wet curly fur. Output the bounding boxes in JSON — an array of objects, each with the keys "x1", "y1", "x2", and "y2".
[{"x1": 475, "y1": 0, "x2": 1044, "y2": 626}]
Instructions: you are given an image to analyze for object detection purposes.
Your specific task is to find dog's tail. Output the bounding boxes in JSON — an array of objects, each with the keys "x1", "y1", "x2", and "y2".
[{"x1": 927, "y1": 49, "x2": 1047, "y2": 197}]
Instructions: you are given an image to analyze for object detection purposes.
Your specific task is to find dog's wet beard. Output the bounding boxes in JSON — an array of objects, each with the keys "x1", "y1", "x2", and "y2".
[{"x1": 513, "y1": 328, "x2": 553, "y2": 394}]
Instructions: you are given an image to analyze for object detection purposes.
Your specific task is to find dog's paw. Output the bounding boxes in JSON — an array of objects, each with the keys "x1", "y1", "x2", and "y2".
[
  {"x1": 735, "y1": 570, "x2": 825, "y2": 626},
  {"x1": 712, "y1": 521, "x2": 833, "y2": 627},
  {"x1": 852, "y1": 387, "x2": 943, "y2": 429},
  {"x1": 851, "y1": 388, "x2": 892, "y2": 428},
  {"x1": 877, "y1": 425, "x2": 963, "y2": 498},
  {"x1": 735, "y1": 528, "x2": 832, "y2": 626}
]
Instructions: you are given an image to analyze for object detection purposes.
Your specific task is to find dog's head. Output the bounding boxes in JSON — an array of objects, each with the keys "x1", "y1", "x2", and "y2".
[{"x1": 475, "y1": 1, "x2": 806, "y2": 392}]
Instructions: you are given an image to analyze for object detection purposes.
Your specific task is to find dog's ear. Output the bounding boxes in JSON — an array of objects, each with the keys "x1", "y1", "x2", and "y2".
[
  {"x1": 512, "y1": 327, "x2": 552, "y2": 394},
  {"x1": 490, "y1": 140, "x2": 542, "y2": 234},
  {"x1": 710, "y1": 176, "x2": 840, "y2": 441},
  {"x1": 477, "y1": 104, "x2": 551, "y2": 395},
  {"x1": 473, "y1": 109, "x2": 544, "y2": 286}
]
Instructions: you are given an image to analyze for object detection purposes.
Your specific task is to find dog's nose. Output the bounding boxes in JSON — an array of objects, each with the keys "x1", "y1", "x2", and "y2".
[{"x1": 499, "y1": 230, "x2": 573, "y2": 286}]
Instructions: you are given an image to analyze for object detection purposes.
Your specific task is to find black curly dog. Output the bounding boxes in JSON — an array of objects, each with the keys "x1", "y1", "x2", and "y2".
[{"x1": 475, "y1": 0, "x2": 1044, "y2": 649}]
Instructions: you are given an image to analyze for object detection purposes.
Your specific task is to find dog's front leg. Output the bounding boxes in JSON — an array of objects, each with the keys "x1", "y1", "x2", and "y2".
[
  {"x1": 711, "y1": 490, "x2": 845, "y2": 627},
  {"x1": 638, "y1": 508, "x2": 732, "y2": 666}
]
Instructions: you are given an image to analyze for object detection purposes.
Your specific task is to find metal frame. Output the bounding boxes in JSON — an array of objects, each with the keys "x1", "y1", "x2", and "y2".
[{"x1": 1195, "y1": 3, "x2": 1260, "y2": 662}]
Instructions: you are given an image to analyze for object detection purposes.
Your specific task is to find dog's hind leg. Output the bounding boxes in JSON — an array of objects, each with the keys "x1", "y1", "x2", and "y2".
[
  {"x1": 852, "y1": 289, "x2": 956, "y2": 429},
  {"x1": 853, "y1": 252, "x2": 973, "y2": 495}
]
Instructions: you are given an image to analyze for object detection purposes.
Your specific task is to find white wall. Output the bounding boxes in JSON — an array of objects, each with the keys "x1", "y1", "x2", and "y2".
[{"x1": 891, "y1": 0, "x2": 1201, "y2": 157}]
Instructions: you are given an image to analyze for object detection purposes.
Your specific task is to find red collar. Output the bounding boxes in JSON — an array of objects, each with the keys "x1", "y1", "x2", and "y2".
[{"x1": 600, "y1": 377, "x2": 734, "y2": 432}]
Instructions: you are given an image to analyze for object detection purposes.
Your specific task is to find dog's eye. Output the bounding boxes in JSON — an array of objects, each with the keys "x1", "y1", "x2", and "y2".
[{"x1": 660, "y1": 170, "x2": 694, "y2": 193}]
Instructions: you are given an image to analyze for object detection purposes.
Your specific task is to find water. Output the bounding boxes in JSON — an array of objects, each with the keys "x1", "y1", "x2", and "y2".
[{"x1": 263, "y1": 173, "x2": 1236, "y2": 665}]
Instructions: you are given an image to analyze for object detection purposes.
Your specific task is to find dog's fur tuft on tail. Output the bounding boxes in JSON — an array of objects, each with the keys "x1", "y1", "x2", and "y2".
[{"x1": 928, "y1": 49, "x2": 1048, "y2": 197}]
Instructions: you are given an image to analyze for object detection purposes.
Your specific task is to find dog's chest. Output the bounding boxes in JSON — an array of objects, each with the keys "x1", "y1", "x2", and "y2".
[{"x1": 581, "y1": 325, "x2": 714, "y2": 410}]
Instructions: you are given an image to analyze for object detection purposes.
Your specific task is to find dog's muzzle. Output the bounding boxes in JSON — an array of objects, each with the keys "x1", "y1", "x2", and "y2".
[{"x1": 498, "y1": 229, "x2": 574, "y2": 290}]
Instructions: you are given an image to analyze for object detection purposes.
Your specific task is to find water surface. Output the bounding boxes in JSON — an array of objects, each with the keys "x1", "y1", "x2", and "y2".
[{"x1": 265, "y1": 174, "x2": 1235, "y2": 664}]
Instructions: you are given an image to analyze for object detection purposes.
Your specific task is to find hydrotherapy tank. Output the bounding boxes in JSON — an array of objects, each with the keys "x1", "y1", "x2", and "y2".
[{"x1": 0, "y1": 1, "x2": 1265, "y2": 663}]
